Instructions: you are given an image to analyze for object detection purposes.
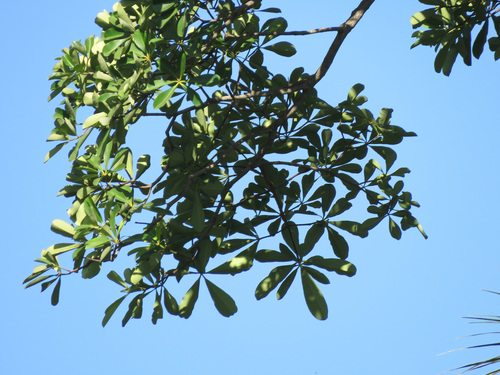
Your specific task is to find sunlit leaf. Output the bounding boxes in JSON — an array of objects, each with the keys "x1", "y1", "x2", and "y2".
[{"x1": 255, "y1": 265, "x2": 295, "y2": 300}]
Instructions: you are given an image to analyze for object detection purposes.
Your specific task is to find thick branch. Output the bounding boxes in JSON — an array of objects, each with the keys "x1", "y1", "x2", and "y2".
[{"x1": 310, "y1": 0, "x2": 375, "y2": 86}]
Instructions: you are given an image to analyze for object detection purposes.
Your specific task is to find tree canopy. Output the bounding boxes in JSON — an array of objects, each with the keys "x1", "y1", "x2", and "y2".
[{"x1": 24, "y1": 0, "x2": 497, "y2": 328}]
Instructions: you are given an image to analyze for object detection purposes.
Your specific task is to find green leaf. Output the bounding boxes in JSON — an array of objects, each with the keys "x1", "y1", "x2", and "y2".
[
  {"x1": 85, "y1": 236, "x2": 110, "y2": 250},
  {"x1": 153, "y1": 86, "x2": 176, "y2": 109},
  {"x1": 389, "y1": 217, "x2": 402, "y2": 240},
  {"x1": 44, "y1": 142, "x2": 68, "y2": 162},
  {"x1": 102, "y1": 296, "x2": 127, "y2": 327},
  {"x1": 24, "y1": 275, "x2": 53, "y2": 289},
  {"x1": 263, "y1": 41, "x2": 296, "y2": 57},
  {"x1": 299, "y1": 223, "x2": 324, "y2": 257},
  {"x1": 191, "y1": 193, "x2": 205, "y2": 232},
  {"x1": 372, "y1": 146, "x2": 397, "y2": 171},
  {"x1": 282, "y1": 222, "x2": 299, "y2": 253},
  {"x1": 218, "y1": 239, "x2": 254, "y2": 255},
  {"x1": 208, "y1": 248, "x2": 255, "y2": 275},
  {"x1": 189, "y1": 74, "x2": 221, "y2": 86},
  {"x1": 122, "y1": 295, "x2": 143, "y2": 327},
  {"x1": 205, "y1": 279, "x2": 238, "y2": 317},
  {"x1": 82, "y1": 260, "x2": 101, "y2": 279},
  {"x1": 136, "y1": 154, "x2": 151, "y2": 179},
  {"x1": 51, "y1": 278, "x2": 61, "y2": 306},
  {"x1": 276, "y1": 268, "x2": 298, "y2": 300},
  {"x1": 305, "y1": 255, "x2": 356, "y2": 277},
  {"x1": 347, "y1": 83, "x2": 365, "y2": 101},
  {"x1": 330, "y1": 220, "x2": 368, "y2": 238},
  {"x1": 255, "y1": 265, "x2": 295, "y2": 300},
  {"x1": 302, "y1": 266, "x2": 330, "y2": 284},
  {"x1": 261, "y1": 7, "x2": 281, "y2": 13},
  {"x1": 152, "y1": 292, "x2": 163, "y2": 324},
  {"x1": 163, "y1": 289, "x2": 179, "y2": 315},
  {"x1": 133, "y1": 29, "x2": 147, "y2": 53},
  {"x1": 50, "y1": 219, "x2": 75, "y2": 238},
  {"x1": 177, "y1": 12, "x2": 187, "y2": 38},
  {"x1": 327, "y1": 227, "x2": 349, "y2": 259},
  {"x1": 46, "y1": 243, "x2": 79, "y2": 256},
  {"x1": 179, "y1": 278, "x2": 200, "y2": 318},
  {"x1": 473, "y1": 20, "x2": 488, "y2": 59},
  {"x1": 327, "y1": 198, "x2": 352, "y2": 218},
  {"x1": 107, "y1": 270, "x2": 128, "y2": 288},
  {"x1": 255, "y1": 249, "x2": 295, "y2": 262},
  {"x1": 83, "y1": 112, "x2": 109, "y2": 129},
  {"x1": 301, "y1": 268, "x2": 328, "y2": 320}
]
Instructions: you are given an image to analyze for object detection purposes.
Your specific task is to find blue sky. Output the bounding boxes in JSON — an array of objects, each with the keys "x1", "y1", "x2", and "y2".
[{"x1": 2, "y1": 1, "x2": 500, "y2": 374}]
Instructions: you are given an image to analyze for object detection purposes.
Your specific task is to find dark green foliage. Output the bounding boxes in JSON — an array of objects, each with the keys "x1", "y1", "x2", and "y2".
[{"x1": 411, "y1": 0, "x2": 500, "y2": 75}]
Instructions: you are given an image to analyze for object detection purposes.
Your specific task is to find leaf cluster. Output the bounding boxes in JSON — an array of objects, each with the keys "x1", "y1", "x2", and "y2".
[
  {"x1": 411, "y1": 0, "x2": 500, "y2": 75},
  {"x1": 24, "y1": 0, "x2": 425, "y2": 324}
]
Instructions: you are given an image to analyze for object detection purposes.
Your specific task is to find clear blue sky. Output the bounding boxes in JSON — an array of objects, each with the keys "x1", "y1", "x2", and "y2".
[{"x1": 2, "y1": 1, "x2": 499, "y2": 374}]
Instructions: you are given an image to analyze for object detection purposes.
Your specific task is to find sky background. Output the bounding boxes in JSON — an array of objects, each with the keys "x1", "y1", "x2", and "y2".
[{"x1": 1, "y1": 1, "x2": 499, "y2": 374}]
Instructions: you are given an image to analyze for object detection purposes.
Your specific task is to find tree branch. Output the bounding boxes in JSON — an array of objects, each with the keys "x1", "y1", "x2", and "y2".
[{"x1": 224, "y1": 26, "x2": 341, "y2": 39}]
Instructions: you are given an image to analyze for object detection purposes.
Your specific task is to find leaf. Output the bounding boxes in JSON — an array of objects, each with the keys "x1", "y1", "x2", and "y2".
[
  {"x1": 163, "y1": 289, "x2": 179, "y2": 315},
  {"x1": 136, "y1": 154, "x2": 151, "y2": 179},
  {"x1": 208, "y1": 248, "x2": 255, "y2": 275},
  {"x1": 44, "y1": 142, "x2": 68, "y2": 162},
  {"x1": 299, "y1": 223, "x2": 324, "y2": 257},
  {"x1": 46, "y1": 243, "x2": 79, "y2": 256},
  {"x1": 327, "y1": 226, "x2": 349, "y2": 259},
  {"x1": 330, "y1": 220, "x2": 368, "y2": 238},
  {"x1": 301, "y1": 268, "x2": 328, "y2": 320},
  {"x1": 255, "y1": 249, "x2": 295, "y2": 262},
  {"x1": 85, "y1": 236, "x2": 110, "y2": 250},
  {"x1": 191, "y1": 193, "x2": 205, "y2": 232},
  {"x1": 255, "y1": 265, "x2": 295, "y2": 300},
  {"x1": 133, "y1": 29, "x2": 147, "y2": 53},
  {"x1": 263, "y1": 42, "x2": 296, "y2": 57},
  {"x1": 189, "y1": 74, "x2": 221, "y2": 86},
  {"x1": 83, "y1": 112, "x2": 108, "y2": 129},
  {"x1": 51, "y1": 278, "x2": 61, "y2": 306},
  {"x1": 282, "y1": 222, "x2": 299, "y2": 253},
  {"x1": 50, "y1": 219, "x2": 75, "y2": 238},
  {"x1": 82, "y1": 260, "x2": 101, "y2": 279},
  {"x1": 327, "y1": 198, "x2": 352, "y2": 218},
  {"x1": 302, "y1": 266, "x2": 330, "y2": 284},
  {"x1": 152, "y1": 292, "x2": 163, "y2": 324},
  {"x1": 261, "y1": 7, "x2": 281, "y2": 13},
  {"x1": 305, "y1": 255, "x2": 356, "y2": 277},
  {"x1": 218, "y1": 239, "x2": 254, "y2": 255},
  {"x1": 389, "y1": 217, "x2": 402, "y2": 240},
  {"x1": 153, "y1": 86, "x2": 176, "y2": 109},
  {"x1": 122, "y1": 295, "x2": 144, "y2": 327},
  {"x1": 107, "y1": 271, "x2": 128, "y2": 288},
  {"x1": 276, "y1": 268, "x2": 298, "y2": 300},
  {"x1": 473, "y1": 20, "x2": 489, "y2": 59},
  {"x1": 102, "y1": 296, "x2": 127, "y2": 327},
  {"x1": 23, "y1": 275, "x2": 53, "y2": 289},
  {"x1": 442, "y1": 46, "x2": 459, "y2": 76},
  {"x1": 372, "y1": 146, "x2": 397, "y2": 171},
  {"x1": 179, "y1": 278, "x2": 200, "y2": 318},
  {"x1": 347, "y1": 83, "x2": 365, "y2": 101},
  {"x1": 205, "y1": 279, "x2": 238, "y2": 317},
  {"x1": 177, "y1": 12, "x2": 187, "y2": 38}
]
